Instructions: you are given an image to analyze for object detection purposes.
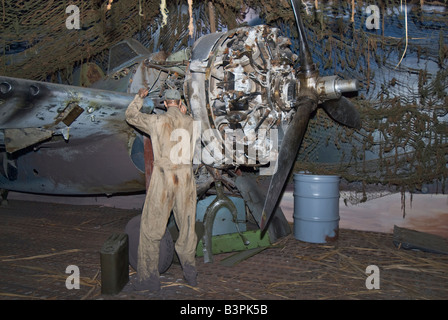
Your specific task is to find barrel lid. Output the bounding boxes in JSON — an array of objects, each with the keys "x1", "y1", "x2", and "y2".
[{"x1": 293, "y1": 173, "x2": 340, "y2": 182}]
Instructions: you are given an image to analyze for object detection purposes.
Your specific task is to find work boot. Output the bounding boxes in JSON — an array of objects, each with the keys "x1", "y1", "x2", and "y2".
[
  {"x1": 182, "y1": 264, "x2": 198, "y2": 287},
  {"x1": 133, "y1": 273, "x2": 160, "y2": 292}
]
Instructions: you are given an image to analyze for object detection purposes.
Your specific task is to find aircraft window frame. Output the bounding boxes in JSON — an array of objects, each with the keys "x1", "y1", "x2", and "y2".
[{"x1": 107, "y1": 39, "x2": 149, "y2": 75}]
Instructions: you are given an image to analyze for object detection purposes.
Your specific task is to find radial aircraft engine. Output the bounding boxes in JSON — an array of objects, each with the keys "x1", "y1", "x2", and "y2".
[{"x1": 0, "y1": 0, "x2": 360, "y2": 264}]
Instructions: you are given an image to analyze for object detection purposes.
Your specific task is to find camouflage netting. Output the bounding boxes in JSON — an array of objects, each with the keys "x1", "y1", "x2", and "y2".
[
  {"x1": 0, "y1": 0, "x2": 161, "y2": 81},
  {"x1": 1, "y1": 0, "x2": 447, "y2": 204}
]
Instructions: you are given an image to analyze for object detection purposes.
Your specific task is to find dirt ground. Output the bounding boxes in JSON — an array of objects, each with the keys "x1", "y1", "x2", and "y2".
[{"x1": 1, "y1": 199, "x2": 447, "y2": 304}]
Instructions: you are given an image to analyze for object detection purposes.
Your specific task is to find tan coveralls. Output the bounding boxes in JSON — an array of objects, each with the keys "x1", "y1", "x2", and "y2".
[{"x1": 125, "y1": 95, "x2": 197, "y2": 282}]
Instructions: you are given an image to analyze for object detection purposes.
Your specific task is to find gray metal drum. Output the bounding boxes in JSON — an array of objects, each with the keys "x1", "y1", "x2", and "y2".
[{"x1": 293, "y1": 174, "x2": 340, "y2": 243}]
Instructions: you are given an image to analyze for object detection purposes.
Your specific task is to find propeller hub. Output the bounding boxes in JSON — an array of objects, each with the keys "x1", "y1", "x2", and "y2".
[{"x1": 316, "y1": 75, "x2": 359, "y2": 102}]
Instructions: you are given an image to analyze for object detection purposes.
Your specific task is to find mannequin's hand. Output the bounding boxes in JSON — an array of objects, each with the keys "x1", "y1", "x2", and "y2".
[{"x1": 138, "y1": 88, "x2": 149, "y2": 98}]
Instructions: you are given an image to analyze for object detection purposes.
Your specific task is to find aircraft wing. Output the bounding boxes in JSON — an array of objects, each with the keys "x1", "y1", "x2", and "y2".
[{"x1": 0, "y1": 76, "x2": 155, "y2": 153}]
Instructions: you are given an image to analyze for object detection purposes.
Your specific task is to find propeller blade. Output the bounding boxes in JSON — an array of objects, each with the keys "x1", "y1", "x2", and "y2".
[
  {"x1": 260, "y1": 98, "x2": 315, "y2": 232},
  {"x1": 321, "y1": 96, "x2": 361, "y2": 129},
  {"x1": 290, "y1": 0, "x2": 315, "y2": 74}
]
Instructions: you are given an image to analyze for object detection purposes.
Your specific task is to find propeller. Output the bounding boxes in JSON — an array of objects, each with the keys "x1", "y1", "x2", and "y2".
[
  {"x1": 260, "y1": 0, "x2": 361, "y2": 232},
  {"x1": 260, "y1": 96, "x2": 315, "y2": 231},
  {"x1": 321, "y1": 96, "x2": 361, "y2": 129}
]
